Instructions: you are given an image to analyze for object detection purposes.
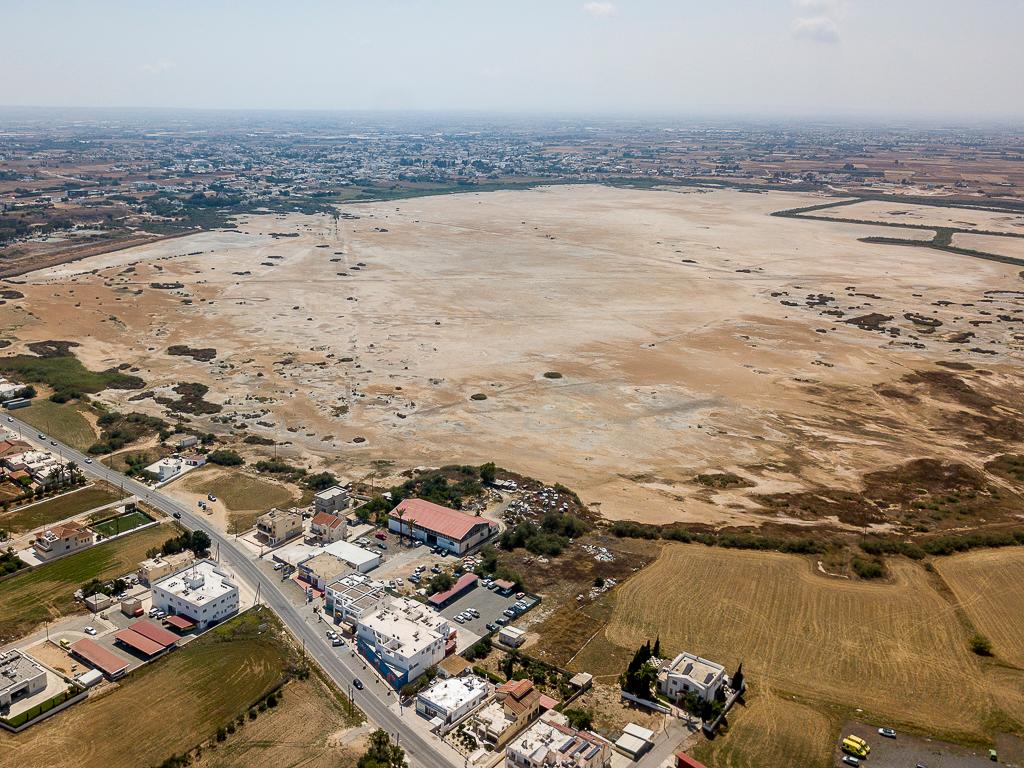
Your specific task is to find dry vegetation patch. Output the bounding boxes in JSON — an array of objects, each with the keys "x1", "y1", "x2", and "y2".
[
  {"x1": 934, "y1": 548, "x2": 1024, "y2": 668},
  {"x1": 579, "y1": 544, "x2": 1013, "y2": 739},
  {"x1": 1, "y1": 610, "x2": 292, "y2": 768},
  {"x1": 691, "y1": 691, "x2": 836, "y2": 768}
]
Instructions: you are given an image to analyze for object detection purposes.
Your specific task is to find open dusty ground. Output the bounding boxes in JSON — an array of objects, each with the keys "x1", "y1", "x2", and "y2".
[
  {"x1": 567, "y1": 544, "x2": 1023, "y2": 742},
  {"x1": 811, "y1": 199, "x2": 1024, "y2": 234},
  {"x1": 4, "y1": 185, "x2": 1024, "y2": 529}
]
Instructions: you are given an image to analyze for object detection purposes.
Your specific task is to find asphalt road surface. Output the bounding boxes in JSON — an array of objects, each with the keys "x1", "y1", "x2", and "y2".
[{"x1": 6, "y1": 415, "x2": 456, "y2": 768}]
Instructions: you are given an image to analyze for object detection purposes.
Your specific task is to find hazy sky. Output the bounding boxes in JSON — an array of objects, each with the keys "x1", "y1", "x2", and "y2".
[{"x1": 2, "y1": 0, "x2": 1022, "y2": 119}]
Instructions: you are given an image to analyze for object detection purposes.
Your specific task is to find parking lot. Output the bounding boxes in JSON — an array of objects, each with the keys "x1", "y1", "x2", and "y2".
[
  {"x1": 437, "y1": 583, "x2": 538, "y2": 639},
  {"x1": 838, "y1": 722, "x2": 1010, "y2": 768}
]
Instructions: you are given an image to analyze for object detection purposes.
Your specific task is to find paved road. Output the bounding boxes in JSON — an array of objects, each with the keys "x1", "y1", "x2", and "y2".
[{"x1": 7, "y1": 416, "x2": 456, "y2": 768}]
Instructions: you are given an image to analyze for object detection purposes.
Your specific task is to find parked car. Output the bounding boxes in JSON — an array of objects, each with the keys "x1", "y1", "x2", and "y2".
[
  {"x1": 326, "y1": 629, "x2": 337, "y2": 639},
  {"x1": 273, "y1": 562, "x2": 284, "y2": 571},
  {"x1": 353, "y1": 678, "x2": 364, "y2": 690},
  {"x1": 454, "y1": 616, "x2": 465, "y2": 624},
  {"x1": 84, "y1": 626, "x2": 97, "y2": 636},
  {"x1": 485, "y1": 623, "x2": 497, "y2": 632},
  {"x1": 989, "y1": 750, "x2": 998, "y2": 761},
  {"x1": 332, "y1": 637, "x2": 344, "y2": 647},
  {"x1": 496, "y1": 617, "x2": 508, "y2": 626},
  {"x1": 878, "y1": 728, "x2": 896, "y2": 738},
  {"x1": 377, "y1": 542, "x2": 387, "y2": 550},
  {"x1": 208, "y1": 494, "x2": 217, "y2": 502},
  {"x1": 156, "y1": 610, "x2": 166, "y2": 619},
  {"x1": 841, "y1": 757, "x2": 860, "y2": 767},
  {"x1": 375, "y1": 531, "x2": 387, "y2": 540}
]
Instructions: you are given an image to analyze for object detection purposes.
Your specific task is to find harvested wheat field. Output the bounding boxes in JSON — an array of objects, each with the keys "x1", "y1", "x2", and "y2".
[
  {"x1": 576, "y1": 544, "x2": 1019, "y2": 740},
  {"x1": 2, "y1": 610, "x2": 291, "y2": 768},
  {"x1": 935, "y1": 548, "x2": 1024, "y2": 668},
  {"x1": 691, "y1": 690, "x2": 836, "y2": 768},
  {"x1": 193, "y1": 669, "x2": 366, "y2": 768}
]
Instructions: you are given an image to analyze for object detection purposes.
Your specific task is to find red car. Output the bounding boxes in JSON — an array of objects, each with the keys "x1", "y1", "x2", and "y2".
[{"x1": 374, "y1": 531, "x2": 387, "y2": 540}]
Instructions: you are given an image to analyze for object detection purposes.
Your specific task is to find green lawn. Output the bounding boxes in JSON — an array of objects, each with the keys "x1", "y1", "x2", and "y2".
[
  {"x1": 0, "y1": 522, "x2": 173, "y2": 642},
  {"x1": 13, "y1": 398, "x2": 97, "y2": 452},
  {"x1": 0, "y1": 484, "x2": 123, "y2": 533},
  {"x1": 89, "y1": 509, "x2": 153, "y2": 538}
]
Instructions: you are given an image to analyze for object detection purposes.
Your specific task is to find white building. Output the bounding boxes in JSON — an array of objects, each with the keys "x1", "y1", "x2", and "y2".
[
  {"x1": 658, "y1": 652, "x2": 726, "y2": 704},
  {"x1": 498, "y1": 626, "x2": 527, "y2": 648},
  {"x1": 325, "y1": 572, "x2": 386, "y2": 624},
  {"x1": 323, "y1": 539, "x2": 381, "y2": 572},
  {"x1": 151, "y1": 559, "x2": 239, "y2": 630},
  {"x1": 505, "y1": 715, "x2": 612, "y2": 768},
  {"x1": 0, "y1": 649, "x2": 47, "y2": 712},
  {"x1": 146, "y1": 457, "x2": 185, "y2": 482},
  {"x1": 415, "y1": 674, "x2": 490, "y2": 729},
  {"x1": 356, "y1": 596, "x2": 452, "y2": 688}
]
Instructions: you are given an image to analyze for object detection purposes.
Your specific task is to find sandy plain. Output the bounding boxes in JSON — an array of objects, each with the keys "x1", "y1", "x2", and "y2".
[{"x1": 4, "y1": 185, "x2": 1023, "y2": 526}]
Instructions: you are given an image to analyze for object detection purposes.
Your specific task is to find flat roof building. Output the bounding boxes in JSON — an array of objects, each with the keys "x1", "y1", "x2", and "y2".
[
  {"x1": 356, "y1": 596, "x2": 452, "y2": 689},
  {"x1": 658, "y1": 652, "x2": 726, "y2": 704},
  {"x1": 416, "y1": 674, "x2": 491, "y2": 730},
  {"x1": 256, "y1": 508, "x2": 303, "y2": 547},
  {"x1": 299, "y1": 552, "x2": 352, "y2": 590},
  {"x1": 151, "y1": 559, "x2": 239, "y2": 630},
  {"x1": 314, "y1": 485, "x2": 350, "y2": 515},
  {"x1": 388, "y1": 498, "x2": 497, "y2": 555},
  {"x1": 0, "y1": 650, "x2": 47, "y2": 712},
  {"x1": 325, "y1": 572, "x2": 387, "y2": 625},
  {"x1": 323, "y1": 539, "x2": 381, "y2": 573},
  {"x1": 498, "y1": 626, "x2": 527, "y2": 648},
  {"x1": 137, "y1": 550, "x2": 194, "y2": 585},
  {"x1": 505, "y1": 716, "x2": 612, "y2": 768}
]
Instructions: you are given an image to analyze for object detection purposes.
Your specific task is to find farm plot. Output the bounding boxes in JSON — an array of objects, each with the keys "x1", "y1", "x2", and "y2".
[
  {"x1": 0, "y1": 522, "x2": 172, "y2": 642},
  {"x1": 691, "y1": 690, "x2": 835, "y2": 768},
  {"x1": 89, "y1": 508, "x2": 152, "y2": 538},
  {"x1": 581, "y1": 544, "x2": 1007, "y2": 740},
  {"x1": 0, "y1": 483, "x2": 123, "y2": 533},
  {"x1": 192, "y1": 668, "x2": 366, "y2": 768},
  {"x1": 1, "y1": 610, "x2": 293, "y2": 768},
  {"x1": 934, "y1": 548, "x2": 1024, "y2": 668},
  {"x1": 14, "y1": 398, "x2": 97, "y2": 452}
]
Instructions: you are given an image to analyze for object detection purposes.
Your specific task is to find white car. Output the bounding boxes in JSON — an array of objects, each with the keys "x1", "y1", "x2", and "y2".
[
  {"x1": 454, "y1": 615, "x2": 465, "y2": 624},
  {"x1": 84, "y1": 458, "x2": 92, "y2": 463},
  {"x1": 84, "y1": 626, "x2": 97, "y2": 636}
]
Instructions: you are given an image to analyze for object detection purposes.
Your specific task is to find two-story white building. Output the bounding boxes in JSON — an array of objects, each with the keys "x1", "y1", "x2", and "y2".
[
  {"x1": 356, "y1": 596, "x2": 452, "y2": 689},
  {"x1": 505, "y1": 714, "x2": 612, "y2": 768},
  {"x1": 415, "y1": 674, "x2": 491, "y2": 730},
  {"x1": 325, "y1": 572, "x2": 387, "y2": 626},
  {"x1": 32, "y1": 520, "x2": 93, "y2": 561},
  {"x1": 151, "y1": 559, "x2": 239, "y2": 630},
  {"x1": 657, "y1": 652, "x2": 726, "y2": 704}
]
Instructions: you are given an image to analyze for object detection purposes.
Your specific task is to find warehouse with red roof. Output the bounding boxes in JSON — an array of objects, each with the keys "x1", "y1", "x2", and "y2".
[{"x1": 388, "y1": 498, "x2": 497, "y2": 555}]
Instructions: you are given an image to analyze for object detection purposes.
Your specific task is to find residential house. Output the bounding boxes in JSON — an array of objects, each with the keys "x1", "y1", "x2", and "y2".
[
  {"x1": 256, "y1": 508, "x2": 303, "y2": 546},
  {"x1": 658, "y1": 652, "x2": 726, "y2": 704},
  {"x1": 471, "y1": 678, "x2": 544, "y2": 749},
  {"x1": 32, "y1": 520, "x2": 93, "y2": 561}
]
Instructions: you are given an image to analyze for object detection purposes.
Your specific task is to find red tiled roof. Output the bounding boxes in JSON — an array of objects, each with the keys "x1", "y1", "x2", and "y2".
[
  {"x1": 311, "y1": 512, "x2": 344, "y2": 529},
  {"x1": 70, "y1": 638, "x2": 130, "y2": 676},
  {"x1": 497, "y1": 678, "x2": 534, "y2": 700},
  {"x1": 50, "y1": 521, "x2": 87, "y2": 538},
  {"x1": 165, "y1": 615, "x2": 196, "y2": 630},
  {"x1": 676, "y1": 753, "x2": 708, "y2": 768},
  {"x1": 538, "y1": 694, "x2": 559, "y2": 710},
  {"x1": 129, "y1": 620, "x2": 178, "y2": 648},
  {"x1": 428, "y1": 573, "x2": 478, "y2": 606},
  {"x1": 391, "y1": 498, "x2": 495, "y2": 541},
  {"x1": 114, "y1": 628, "x2": 165, "y2": 656}
]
